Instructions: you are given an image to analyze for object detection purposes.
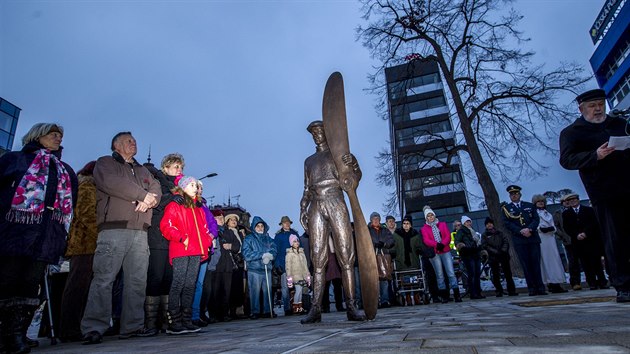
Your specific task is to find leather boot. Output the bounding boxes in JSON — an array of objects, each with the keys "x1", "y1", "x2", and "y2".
[
  {"x1": 453, "y1": 288, "x2": 463, "y2": 303},
  {"x1": 21, "y1": 305, "x2": 38, "y2": 348},
  {"x1": 405, "y1": 294, "x2": 412, "y2": 306},
  {"x1": 159, "y1": 295, "x2": 169, "y2": 332},
  {"x1": 345, "y1": 299, "x2": 366, "y2": 322},
  {"x1": 181, "y1": 308, "x2": 200, "y2": 333},
  {"x1": 413, "y1": 292, "x2": 421, "y2": 305},
  {"x1": 5, "y1": 305, "x2": 30, "y2": 354},
  {"x1": 300, "y1": 304, "x2": 321, "y2": 324},
  {"x1": 144, "y1": 296, "x2": 160, "y2": 332},
  {"x1": 165, "y1": 310, "x2": 186, "y2": 335}
]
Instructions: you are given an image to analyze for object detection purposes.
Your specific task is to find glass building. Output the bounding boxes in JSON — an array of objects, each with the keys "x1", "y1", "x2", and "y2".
[
  {"x1": 0, "y1": 97, "x2": 21, "y2": 155},
  {"x1": 589, "y1": 0, "x2": 630, "y2": 109},
  {"x1": 385, "y1": 59, "x2": 468, "y2": 222}
]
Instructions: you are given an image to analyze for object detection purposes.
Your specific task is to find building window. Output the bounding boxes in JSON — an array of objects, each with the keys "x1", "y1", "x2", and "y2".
[
  {"x1": 604, "y1": 38, "x2": 630, "y2": 80},
  {"x1": 391, "y1": 96, "x2": 447, "y2": 123},
  {"x1": 389, "y1": 73, "x2": 441, "y2": 99},
  {"x1": 403, "y1": 172, "x2": 464, "y2": 199},
  {"x1": 610, "y1": 73, "x2": 630, "y2": 107},
  {"x1": 400, "y1": 147, "x2": 460, "y2": 172},
  {"x1": 0, "y1": 111, "x2": 14, "y2": 133},
  {"x1": 396, "y1": 120, "x2": 453, "y2": 147}
]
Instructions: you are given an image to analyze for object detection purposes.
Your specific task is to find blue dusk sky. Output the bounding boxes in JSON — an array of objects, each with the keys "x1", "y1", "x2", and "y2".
[{"x1": 0, "y1": 0, "x2": 604, "y2": 231}]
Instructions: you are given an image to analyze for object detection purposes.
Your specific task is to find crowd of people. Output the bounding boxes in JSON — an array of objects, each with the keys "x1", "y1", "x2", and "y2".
[{"x1": 0, "y1": 88, "x2": 627, "y2": 353}]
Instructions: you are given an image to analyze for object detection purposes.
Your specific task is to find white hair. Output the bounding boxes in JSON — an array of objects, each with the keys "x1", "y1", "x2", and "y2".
[{"x1": 21, "y1": 123, "x2": 63, "y2": 147}]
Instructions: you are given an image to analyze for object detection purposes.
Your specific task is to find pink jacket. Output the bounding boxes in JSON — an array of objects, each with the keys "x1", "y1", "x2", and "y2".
[{"x1": 420, "y1": 222, "x2": 452, "y2": 254}]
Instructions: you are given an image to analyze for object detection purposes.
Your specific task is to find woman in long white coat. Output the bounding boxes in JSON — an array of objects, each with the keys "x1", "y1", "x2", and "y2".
[{"x1": 532, "y1": 195, "x2": 568, "y2": 293}]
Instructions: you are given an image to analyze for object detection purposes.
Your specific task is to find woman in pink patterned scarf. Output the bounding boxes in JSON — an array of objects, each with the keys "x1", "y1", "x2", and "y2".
[{"x1": 0, "y1": 123, "x2": 78, "y2": 353}]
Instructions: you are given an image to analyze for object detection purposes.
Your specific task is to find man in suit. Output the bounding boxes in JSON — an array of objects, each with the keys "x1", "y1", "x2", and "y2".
[
  {"x1": 561, "y1": 193, "x2": 609, "y2": 290},
  {"x1": 501, "y1": 185, "x2": 547, "y2": 296},
  {"x1": 553, "y1": 195, "x2": 582, "y2": 290}
]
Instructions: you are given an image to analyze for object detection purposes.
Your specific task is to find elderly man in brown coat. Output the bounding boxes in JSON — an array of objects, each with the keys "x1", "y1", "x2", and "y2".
[{"x1": 81, "y1": 132, "x2": 161, "y2": 344}]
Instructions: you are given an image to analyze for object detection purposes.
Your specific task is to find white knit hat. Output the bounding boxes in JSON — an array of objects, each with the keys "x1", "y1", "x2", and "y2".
[
  {"x1": 423, "y1": 205, "x2": 435, "y2": 219},
  {"x1": 461, "y1": 215, "x2": 472, "y2": 224}
]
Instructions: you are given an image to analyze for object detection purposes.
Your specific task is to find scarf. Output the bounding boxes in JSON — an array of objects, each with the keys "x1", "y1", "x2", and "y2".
[
  {"x1": 467, "y1": 226, "x2": 481, "y2": 246},
  {"x1": 7, "y1": 149, "x2": 73, "y2": 231},
  {"x1": 427, "y1": 218, "x2": 441, "y2": 243}
]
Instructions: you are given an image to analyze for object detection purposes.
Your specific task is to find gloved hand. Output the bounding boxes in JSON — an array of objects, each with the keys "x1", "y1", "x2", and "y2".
[
  {"x1": 287, "y1": 276, "x2": 294, "y2": 288},
  {"x1": 436, "y1": 243, "x2": 445, "y2": 251},
  {"x1": 262, "y1": 252, "x2": 274, "y2": 265},
  {"x1": 375, "y1": 241, "x2": 385, "y2": 249},
  {"x1": 172, "y1": 195, "x2": 185, "y2": 205}
]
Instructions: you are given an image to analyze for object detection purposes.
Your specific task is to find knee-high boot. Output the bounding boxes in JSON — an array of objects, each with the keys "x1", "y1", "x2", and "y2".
[
  {"x1": 340, "y1": 265, "x2": 366, "y2": 322},
  {"x1": 4, "y1": 305, "x2": 30, "y2": 354},
  {"x1": 301, "y1": 270, "x2": 324, "y2": 324},
  {"x1": 21, "y1": 305, "x2": 39, "y2": 348},
  {"x1": 159, "y1": 295, "x2": 169, "y2": 332},
  {"x1": 144, "y1": 296, "x2": 160, "y2": 332}
]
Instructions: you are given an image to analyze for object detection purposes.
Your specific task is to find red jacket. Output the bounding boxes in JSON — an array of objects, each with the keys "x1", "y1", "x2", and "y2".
[
  {"x1": 160, "y1": 201, "x2": 213, "y2": 265},
  {"x1": 420, "y1": 222, "x2": 452, "y2": 255}
]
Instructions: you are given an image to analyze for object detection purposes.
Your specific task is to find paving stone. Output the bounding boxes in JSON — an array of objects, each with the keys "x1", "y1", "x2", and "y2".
[{"x1": 30, "y1": 289, "x2": 630, "y2": 353}]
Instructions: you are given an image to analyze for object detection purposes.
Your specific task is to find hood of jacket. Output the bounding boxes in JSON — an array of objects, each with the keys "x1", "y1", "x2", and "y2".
[{"x1": 250, "y1": 216, "x2": 269, "y2": 236}]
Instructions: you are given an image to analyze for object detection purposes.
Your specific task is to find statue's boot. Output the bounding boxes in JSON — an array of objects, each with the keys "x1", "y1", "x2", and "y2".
[
  {"x1": 346, "y1": 299, "x2": 366, "y2": 322},
  {"x1": 301, "y1": 269, "x2": 324, "y2": 324},
  {"x1": 300, "y1": 304, "x2": 321, "y2": 324}
]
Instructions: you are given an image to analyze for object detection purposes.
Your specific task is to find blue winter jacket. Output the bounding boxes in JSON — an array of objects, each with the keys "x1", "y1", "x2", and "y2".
[
  {"x1": 274, "y1": 228, "x2": 300, "y2": 273},
  {"x1": 242, "y1": 216, "x2": 277, "y2": 274}
]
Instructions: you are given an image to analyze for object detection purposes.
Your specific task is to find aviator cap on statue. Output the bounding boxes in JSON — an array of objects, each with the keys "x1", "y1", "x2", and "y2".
[
  {"x1": 576, "y1": 89, "x2": 606, "y2": 104},
  {"x1": 307, "y1": 120, "x2": 324, "y2": 133},
  {"x1": 506, "y1": 185, "x2": 522, "y2": 194}
]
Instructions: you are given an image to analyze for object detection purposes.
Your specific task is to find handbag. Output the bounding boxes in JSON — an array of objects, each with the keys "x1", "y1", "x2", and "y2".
[{"x1": 376, "y1": 249, "x2": 393, "y2": 281}]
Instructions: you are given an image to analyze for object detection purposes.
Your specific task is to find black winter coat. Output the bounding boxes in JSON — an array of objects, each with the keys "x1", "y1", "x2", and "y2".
[
  {"x1": 454, "y1": 227, "x2": 480, "y2": 258},
  {"x1": 0, "y1": 142, "x2": 78, "y2": 263},
  {"x1": 147, "y1": 167, "x2": 176, "y2": 250},
  {"x1": 481, "y1": 228, "x2": 509, "y2": 257},
  {"x1": 215, "y1": 227, "x2": 242, "y2": 272},
  {"x1": 560, "y1": 115, "x2": 630, "y2": 203}
]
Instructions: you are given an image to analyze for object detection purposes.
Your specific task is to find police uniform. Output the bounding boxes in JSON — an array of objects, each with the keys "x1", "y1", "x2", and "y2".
[
  {"x1": 501, "y1": 185, "x2": 546, "y2": 295},
  {"x1": 559, "y1": 89, "x2": 630, "y2": 302}
]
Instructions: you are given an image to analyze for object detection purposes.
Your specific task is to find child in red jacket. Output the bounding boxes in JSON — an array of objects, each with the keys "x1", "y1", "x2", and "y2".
[{"x1": 160, "y1": 175, "x2": 213, "y2": 335}]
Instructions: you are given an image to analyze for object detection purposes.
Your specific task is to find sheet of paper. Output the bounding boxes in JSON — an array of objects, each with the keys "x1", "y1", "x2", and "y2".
[{"x1": 608, "y1": 136, "x2": 630, "y2": 150}]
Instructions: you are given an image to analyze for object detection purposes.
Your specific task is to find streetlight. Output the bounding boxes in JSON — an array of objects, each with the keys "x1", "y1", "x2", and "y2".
[{"x1": 199, "y1": 172, "x2": 218, "y2": 180}]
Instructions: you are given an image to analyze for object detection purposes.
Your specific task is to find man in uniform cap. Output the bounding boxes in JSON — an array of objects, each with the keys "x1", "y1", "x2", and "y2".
[
  {"x1": 501, "y1": 185, "x2": 547, "y2": 296},
  {"x1": 560, "y1": 88, "x2": 630, "y2": 303}
]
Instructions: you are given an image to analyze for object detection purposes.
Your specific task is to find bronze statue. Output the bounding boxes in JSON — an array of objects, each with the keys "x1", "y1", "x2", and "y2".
[{"x1": 299, "y1": 120, "x2": 367, "y2": 323}]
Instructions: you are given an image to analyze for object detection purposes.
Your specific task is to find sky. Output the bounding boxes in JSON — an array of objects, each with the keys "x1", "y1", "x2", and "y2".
[{"x1": 0, "y1": 0, "x2": 605, "y2": 233}]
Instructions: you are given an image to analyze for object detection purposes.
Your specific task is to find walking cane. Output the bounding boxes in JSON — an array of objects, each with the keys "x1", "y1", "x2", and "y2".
[
  {"x1": 43, "y1": 265, "x2": 57, "y2": 345},
  {"x1": 264, "y1": 263, "x2": 273, "y2": 318}
]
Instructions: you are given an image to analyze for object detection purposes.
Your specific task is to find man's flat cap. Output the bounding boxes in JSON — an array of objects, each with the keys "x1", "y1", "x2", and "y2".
[{"x1": 576, "y1": 89, "x2": 606, "y2": 104}]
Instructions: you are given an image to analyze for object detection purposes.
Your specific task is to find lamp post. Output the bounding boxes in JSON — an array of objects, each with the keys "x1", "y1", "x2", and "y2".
[{"x1": 199, "y1": 172, "x2": 218, "y2": 181}]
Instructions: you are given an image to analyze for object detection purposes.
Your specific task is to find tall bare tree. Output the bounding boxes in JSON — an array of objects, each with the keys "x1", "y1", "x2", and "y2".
[{"x1": 359, "y1": 0, "x2": 590, "y2": 228}]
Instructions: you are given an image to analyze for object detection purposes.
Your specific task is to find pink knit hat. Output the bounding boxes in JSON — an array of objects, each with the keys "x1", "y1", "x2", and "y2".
[{"x1": 289, "y1": 235, "x2": 299, "y2": 246}]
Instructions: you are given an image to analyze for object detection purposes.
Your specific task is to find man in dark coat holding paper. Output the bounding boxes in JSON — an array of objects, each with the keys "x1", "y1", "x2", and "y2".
[{"x1": 559, "y1": 88, "x2": 630, "y2": 303}]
